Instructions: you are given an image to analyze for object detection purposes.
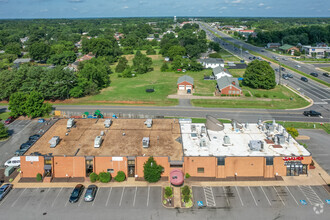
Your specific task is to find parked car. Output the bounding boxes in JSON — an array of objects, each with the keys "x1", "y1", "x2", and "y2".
[
  {"x1": 287, "y1": 73, "x2": 293, "y2": 78},
  {"x1": 20, "y1": 141, "x2": 34, "y2": 150},
  {"x1": 301, "y1": 77, "x2": 308, "y2": 82},
  {"x1": 282, "y1": 74, "x2": 289, "y2": 80},
  {"x1": 15, "y1": 148, "x2": 28, "y2": 156},
  {"x1": 84, "y1": 185, "x2": 98, "y2": 202},
  {"x1": 275, "y1": 68, "x2": 279, "y2": 72},
  {"x1": 310, "y1": 72, "x2": 318, "y2": 77},
  {"x1": 69, "y1": 184, "x2": 84, "y2": 203},
  {"x1": 0, "y1": 184, "x2": 13, "y2": 201},
  {"x1": 295, "y1": 65, "x2": 301, "y2": 68},
  {"x1": 29, "y1": 134, "x2": 41, "y2": 142},
  {"x1": 281, "y1": 67, "x2": 285, "y2": 71},
  {"x1": 4, "y1": 116, "x2": 15, "y2": 125},
  {"x1": 323, "y1": 72, "x2": 329, "y2": 77},
  {"x1": 4, "y1": 156, "x2": 20, "y2": 167},
  {"x1": 303, "y1": 110, "x2": 322, "y2": 117}
]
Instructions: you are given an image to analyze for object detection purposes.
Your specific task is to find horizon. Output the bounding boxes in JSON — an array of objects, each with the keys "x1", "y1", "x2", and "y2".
[{"x1": 0, "y1": 0, "x2": 329, "y2": 19}]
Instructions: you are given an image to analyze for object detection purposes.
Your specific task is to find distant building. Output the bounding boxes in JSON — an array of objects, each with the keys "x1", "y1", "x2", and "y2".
[
  {"x1": 216, "y1": 76, "x2": 242, "y2": 96},
  {"x1": 267, "y1": 43, "x2": 281, "y2": 49},
  {"x1": 212, "y1": 66, "x2": 232, "y2": 80},
  {"x1": 114, "y1": 33, "x2": 124, "y2": 41},
  {"x1": 302, "y1": 46, "x2": 330, "y2": 57},
  {"x1": 174, "y1": 16, "x2": 177, "y2": 22},
  {"x1": 177, "y1": 75, "x2": 194, "y2": 92},
  {"x1": 279, "y1": 44, "x2": 300, "y2": 54},
  {"x1": 20, "y1": 37, "x2": 29, "y2": 44},
  {"x1": 238, "y1": 30, "x2": 255, "y2": 38},
  {"x1": 77, "y1": 53, "x2": 95, "y2": 62},
  {"x1": 199, "y1": 58, "x2": 224, "y2": 69}
]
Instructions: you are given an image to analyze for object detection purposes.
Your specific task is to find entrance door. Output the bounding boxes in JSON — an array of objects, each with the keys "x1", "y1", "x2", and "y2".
[
  {"x1": 128, "y1": 160, "x2": 135, "y2": 177},
  {"x1": 86, "y1": 159, "x2": 93, "y2": 177}
]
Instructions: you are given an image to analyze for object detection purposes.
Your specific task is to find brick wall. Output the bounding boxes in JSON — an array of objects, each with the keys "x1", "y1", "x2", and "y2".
[
  {"x1": 94, "y1": 156, "x2": 127, "y2": 177},
  {"x1": 20, "y1": 156, "x2": 44, "y2": 178}
]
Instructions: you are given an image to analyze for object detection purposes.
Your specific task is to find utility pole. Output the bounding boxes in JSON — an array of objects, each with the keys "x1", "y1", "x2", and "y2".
[
  {"x1": 240, "y1": 44, "x2": 243, "y2": 59},
  {"x1": 278, "y1": 61, "x2": 281, "y2": 85}
]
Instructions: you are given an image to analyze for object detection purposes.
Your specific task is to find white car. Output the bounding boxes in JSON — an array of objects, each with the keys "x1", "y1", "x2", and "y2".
[
  {"x1": 296, "y1": 65, "x2": 301, "y2": 68},
  {"x1": 4, "y1": 156, "x2": 21, "y2": 167}
]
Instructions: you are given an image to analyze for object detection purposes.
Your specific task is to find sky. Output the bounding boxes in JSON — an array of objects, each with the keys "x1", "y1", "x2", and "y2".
[{"x1": 0, "y1": 0, "x2": 329, "y2": 19}]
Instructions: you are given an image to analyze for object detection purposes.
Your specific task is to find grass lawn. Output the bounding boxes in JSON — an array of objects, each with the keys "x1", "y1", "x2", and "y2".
[
  {"x1": 191, "y1": 85, "x2": 310, "y2": 109},
  {"x1": 229, "y1": 69, "x2": 245, "y2": 78},
  {"x1": 0, "y1": 111, "x2": 10, "y2": 120},
  {"x1": 320, "y1": 67, "x2": 330, "y2": 72},
  {"x1": 217, "y1": 49, "x2": 240, "y2": 62},
  {"x1": 265, "y1": 121, "x2": 330, "y2": 134}
]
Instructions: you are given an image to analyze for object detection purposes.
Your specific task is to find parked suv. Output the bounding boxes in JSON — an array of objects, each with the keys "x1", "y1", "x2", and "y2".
[{"x1": 303, "y1": 110, "x2": 322, "y2": 117}]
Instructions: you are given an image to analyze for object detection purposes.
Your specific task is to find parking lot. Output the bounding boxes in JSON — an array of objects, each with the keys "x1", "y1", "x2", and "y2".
[
  {"x1": 0, "y1": 119, "x2": 55, "y2": 167},
  {"x1": 0, "y1": 185, "x2": 329, "y2": 219}
]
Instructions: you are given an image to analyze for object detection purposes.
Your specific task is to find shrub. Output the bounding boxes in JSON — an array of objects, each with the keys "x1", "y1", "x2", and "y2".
[
  {"x1": 89, "y1": 172, "x2": 99, "y2": 183},
  {"x1": 182, "y1": 185, "x2": 190, "y2": 196},
  {"x1": 263, "y1": 94, "x2": 269, "y2": 98},
  {"x1": 286, "y1": 127, "x2": 299, "y2": 138},
  {"x1": 114, "y1": 171, "x2": 126, "y2": 182},
  {"x1": 99, "y1": 172, "x2": 111, "y2": 183},
  {"x1": 183, "y1": 194, "x2": 190, "y2": 203},
  {"x1": 9, "y1": 178, "x2": 13, "y2": 182},
  {"x1": 36, "y1": 173, "x2": 42, "y2": 182},
  {"x1": 255, "y1": 93, "x2": 261, "y2": 98},
  {"x1": 165, "y1": 187, "x2": 173, "y2": 198},
  {"x1": 244, "y1": 92, "x2": 251, "y2": 97},
  {"x1": 143, "y1": 156, "x2": 164, "y2": 183},
  {"x1": 185, "y1": 173, "x2": 190, "y2": 179}
]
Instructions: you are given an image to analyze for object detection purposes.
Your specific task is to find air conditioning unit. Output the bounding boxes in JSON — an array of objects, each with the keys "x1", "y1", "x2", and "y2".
[{"x1": 142, "y1": 137, "x2": 150, "y2": 148}]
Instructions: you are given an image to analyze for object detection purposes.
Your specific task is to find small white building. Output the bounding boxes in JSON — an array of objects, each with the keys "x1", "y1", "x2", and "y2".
[
  {"x1": 199, "y1": 58, "x2": 224, "y2": 69},
  {"x1": 212, "y1": 66, "x2": 232, "y2": 79},
  {"x1": 302, "y1": 46, "x2": 330, "y2": 57}
]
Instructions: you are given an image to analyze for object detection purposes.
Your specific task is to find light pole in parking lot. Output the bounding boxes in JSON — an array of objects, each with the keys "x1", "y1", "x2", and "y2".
[{"x1": 278, "y1": 61, "x2": 281, "y2": 85}]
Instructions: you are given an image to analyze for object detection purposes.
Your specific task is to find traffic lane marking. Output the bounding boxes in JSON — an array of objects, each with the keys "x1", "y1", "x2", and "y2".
[{"x1": 11, "y1": 188, "x2": 27, "y2": 208}]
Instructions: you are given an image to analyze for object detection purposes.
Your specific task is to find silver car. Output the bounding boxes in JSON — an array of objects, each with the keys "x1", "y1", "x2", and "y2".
[
  {"x1": 0, "y1": 184, "x2": 13, "y2": 201},
  {"x1": 84, "y1": 185, "x2": 97, "y2": 202}
]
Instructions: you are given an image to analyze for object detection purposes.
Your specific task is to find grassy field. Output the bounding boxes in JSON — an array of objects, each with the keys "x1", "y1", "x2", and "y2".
[
  {"x1": 217, "y1": 49, "x2": 240, "y2": 62},
  {"x1": 320, "y1": 67, "x2": 330, "y2": 72},
  {"x1": 265, "y1": 121, "x2": 330, "y2": 134},
  {"x1": 229, "y1": 69, "x2": 245, "y2": 78},
  {"x1": 191, "y1": 85, "x2": 310, "y2": 109},
  {"x1": 0, "y1": 112, "x2": 10, "y2": 120}
]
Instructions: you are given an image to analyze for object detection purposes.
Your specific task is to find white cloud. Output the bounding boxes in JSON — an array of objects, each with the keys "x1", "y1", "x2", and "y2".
[
  {"x1": 258, "y1": 3, "x2": 264, "y2": 6},
  {"x1": 266, "y1": 6, "x2": 271, "y2": 9},
  {"x1": 40, "y1": 9, "x2": 48, "y2": 12},
  {"x1": 232, "y1": 0, "x2": 241, "y2": 3},
  {"x1": 221, "y1": 6, "x2": 227, "y2": 10},
  {"x1": 123, "y1": 5, "x2": 129, "y2": 9},
  {"x1": 69, "y1": 0, "x2": 84, "y2": 3}
]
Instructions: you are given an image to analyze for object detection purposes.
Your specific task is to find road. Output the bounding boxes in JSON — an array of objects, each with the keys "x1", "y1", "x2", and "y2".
[
  {"x1": 199, "y1": 22, "x2": 330, "y2": 112},
  {"x1": 200, "y1": 22, "x2": 330, "y2": 84}
]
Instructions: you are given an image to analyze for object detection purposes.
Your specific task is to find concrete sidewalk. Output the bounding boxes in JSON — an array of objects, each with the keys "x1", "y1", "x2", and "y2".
[{"x1": 8, "y1": 161, "x2": 329, "y2": 189}]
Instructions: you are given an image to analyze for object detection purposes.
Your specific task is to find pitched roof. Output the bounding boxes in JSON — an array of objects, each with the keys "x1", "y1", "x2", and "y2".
[
  {"x1": 267, "y1": 43, "x2": 281, "y2": 46},
  {"x1": 13, "y1": 58, "x2": 31, "y2": 64},
  {"x1": 216, "y1": 77, "x2": 241, "y2": 90},
  {"x1": 279, "y1": 44, "x2": 295, "y2": 50},
  {"x1": 199, "y1": 58, "x2": 224, "y2": 64},
  {"x1": 177, "y1": 75, "x2": 194, "y2": 85}
]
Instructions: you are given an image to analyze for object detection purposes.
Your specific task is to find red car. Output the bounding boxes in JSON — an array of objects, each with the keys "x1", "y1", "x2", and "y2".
[{"x1": 4, "y1": 116, "x2": 15, "y2": 125}]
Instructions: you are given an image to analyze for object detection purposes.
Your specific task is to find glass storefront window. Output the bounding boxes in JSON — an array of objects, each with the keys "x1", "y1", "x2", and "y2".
[{"x1": 285, "y1": 162, "x2": 308, "y2": 176}]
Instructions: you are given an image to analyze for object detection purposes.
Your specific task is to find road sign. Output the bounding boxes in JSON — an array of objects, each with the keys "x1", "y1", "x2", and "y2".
[
  {"x1": 197, "y1": 201, "x2": 204, "y2": 207},
  {"x1": 300, "y1": 200, "x2": 307, "y2": 205},
  {"x1": 326, "y1": 200, "x2": 330, "y2": 205}
]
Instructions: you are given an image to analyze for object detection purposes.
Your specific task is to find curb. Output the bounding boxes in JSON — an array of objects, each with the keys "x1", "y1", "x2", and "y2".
[{"x1": 283, "y1": 84, "x2": 314, "y2": 110}]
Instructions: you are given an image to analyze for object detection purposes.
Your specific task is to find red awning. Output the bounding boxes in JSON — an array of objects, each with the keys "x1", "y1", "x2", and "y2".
[{"x1": 170, "y1": 169, "x2": 184, "y2": 186}]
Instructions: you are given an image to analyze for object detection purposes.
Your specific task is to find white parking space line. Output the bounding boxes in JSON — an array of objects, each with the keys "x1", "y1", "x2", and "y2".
[
  {"x1": 65, "y1": 199, "x2": 69, "y2": 207},
  {"x1": 0, "y1": 189, "x2": 15, "y2": 207},
  {"x1": 15, "y1": 121, "x2": 32, "y2": 136},
  {"x1": 51, "y1": 187, "x2": 62, "y2": 207},
  {"x1": 299, "y1": 185, "x2": 323, "y2": 205},
  {"x1": 147, "y1": 186, "x2": 150, "y2": 207},
  {"x1": 273, "y1": 186, "x2": 285, "y2": 206},
  {"x1": 119, "y1": 187, "x2": 125, "y2": 207},
  {"x1": 222, "y1": 187, "x2": 230, "y2": 207},
  {"x1": 105, "y1": 187, "x2": 112, "y2": 207},
  {"x1": 11, "y1": 188, "x2": 26, "y2": 208},
  {"x1": 78, "y1": 192, "x2": 84, "y2": 207},
  {"x1": 309, "y1": 187, "x2": 324, "y2": 205},
  {"x1": 38, "y1": 188, "x2": 50, "y2": 208},
  {"x1": 248, "y1": 186, "x2": 258, "y2": 206},
  {"x1": 235, "y1": 186, "x2": 244, "y2": 206},
  {"x1": 92, "y1": 189, "x2": 98, "y2": 206},
  {"x1": 260, "y1": 186, "x2": 271, "y2": 206},
  {"x1": 203, "y1": 186, "x2": 216, "y2": 207},
  {"x1": 133, "y1": 187, "x2": 137, "y2": 207},
  {"x1": 285, "y1": 186, "x2": 299, "y2": 206}
]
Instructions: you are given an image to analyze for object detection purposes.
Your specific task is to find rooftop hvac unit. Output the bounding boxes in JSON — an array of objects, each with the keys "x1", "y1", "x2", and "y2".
[
  {"x1": 144, "y1": 119, "x2": 153, "y2": 128},
  {"x1": 100, "y1": 131, "x2": 105, "y2": 136},
  {"x1": 142, "y1": 137, "x2": 150, "y2": 148},
  {"x1": 191, "y1": 125, "x2": 196, "y2": 132},
  {"x1": 200, "y1": 139, "x2": 207, "y2": 147},
  {"x1": 266, "y1": 123, "x2": 275, "y2": 132},
  {"x1": 104, "y1": 119, "x2": 112, "y2": 128},
  {"x1": 67, "y1": 118, "x2": 75, "y2": 129},
  {"x1": 248, "y1": 140, "x2": 264, "y2": 151},
  {"x1": 287, "y1": 135, "x2": 293, "y2": 144},
  {"x1": 201, "y1": 126, "x2": 206, "y2": 134},
  {"x1": 94, "y1": 136, "x2": 103, "y2": 148},
  {"x1": 49, "y1": 136, "x2": 60, "y2": 148},
  {"x1": 231, "y1": 119, "x2": 243, "y2": 130},
  {"x1": 223, "y1": 135, "x2": 231, "y2": 146},
  {"x1": 275, "y1": 135, "x2": 285, "y2": 145}
]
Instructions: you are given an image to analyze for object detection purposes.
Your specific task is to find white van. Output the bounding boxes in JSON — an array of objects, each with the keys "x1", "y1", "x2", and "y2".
[{"x1": 4, "y1": 156, "x2": 21, "y2": 167}]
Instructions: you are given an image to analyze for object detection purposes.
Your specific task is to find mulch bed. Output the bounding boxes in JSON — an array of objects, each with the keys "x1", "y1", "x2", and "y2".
[{"x1": 162, "y1": 187, "x2": 174, "y2": 208}]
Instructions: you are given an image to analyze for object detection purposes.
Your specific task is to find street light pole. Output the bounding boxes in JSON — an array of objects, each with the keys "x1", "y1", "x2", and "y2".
[{"x1": 278, "y1": 61, "x2": 281, "y2": 85}]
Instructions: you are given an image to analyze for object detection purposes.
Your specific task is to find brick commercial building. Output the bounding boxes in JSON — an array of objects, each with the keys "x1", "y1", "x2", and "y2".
[{"x1": 20, "y1": 117, "x2": 312, "y2": 183}]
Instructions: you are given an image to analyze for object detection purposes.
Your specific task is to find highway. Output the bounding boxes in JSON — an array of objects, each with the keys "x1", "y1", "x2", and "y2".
[
  {"x1": 200, "y1": 22, "x2": 330, "y2": 84},
  {"x1": 199, "y1": 22, "x2": 330, "y2": 115}
]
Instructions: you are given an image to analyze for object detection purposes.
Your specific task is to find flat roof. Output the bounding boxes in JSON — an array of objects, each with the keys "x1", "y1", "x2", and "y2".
[
  {"x1": 26, "y1": 119, "x2": 183, "y2": 160},
  {"x1": 181, "y1": 122, "x2": 311, "y2": 157}
]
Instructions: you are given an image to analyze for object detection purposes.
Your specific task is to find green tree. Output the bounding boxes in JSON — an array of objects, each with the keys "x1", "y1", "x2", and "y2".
[
  {"x1": 48, "y1": 51, "x2": 76, "y2": 66},
  {"x1": 146, "y1": 47, "x2": 156, "y2": 55},
  {"x1": 99, "y1": 172, "x2": 111, "y2": 183},
  {"x1": 243, "y1": 60, "x2": 276, "y2": 90},
  {"x1": 89, "y1": 172, "x2": 99, "y2": 183},
  {"x1": 36, "y1": 173, "x2": 42, "y2": 182},
  {"x1": 132, "y1": 51, "x2": 153, "y2": 74},
  {"x1": 0, "y1": 123, "x2": 9, "y2": 139},
  {"x1": 28, "y1": 42, "x2": 51, "y2": 61},
  {"x1": 24, "y1": 91, "x2": 52, "y2": 118},
  {"x1": 143, "y1": 156, "x2": 163, "y2": 183},
  {"x1": 165, "y1": 187, "x2": 173, "y2": 198},
  {"x1": 161, "y1": 62, "x2": 169, "y2": 72},
  {"x1": 167, "y1": 45, "x2": 186, "y2": 60},
  {"x1": 209, "y1": 42, "x2": 221, "y2": 52},
  {"x1": 114, "y1": 171, "x2": 126, "y2": 182},
  {"x1": 5, "y1": 43, "x2": 21, "y2": 56},
  {"x1": 115, "y1": 56, "x2": 128, "y2": 73},
  {"x1": 286, "y1": 127, "x2": 299, "y2": 138},
  {"x1": 9, "y1": 92, "x2": 29, "y2": 117}
]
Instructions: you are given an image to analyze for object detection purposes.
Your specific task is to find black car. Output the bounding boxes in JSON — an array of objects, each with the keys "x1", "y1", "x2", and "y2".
[
  {"x1": 323, "y1": 72, "x2": 329, "y2": 77},
  {"x1": 303, "y1": 110, "x2": 322, "y2": 117},
  {"x1": 15, "y1": 148, "x2": 28, "y2": 156},
  {"x1": 287, "y1": 73, "x2": 293, "y2": 78},
  {"x1": 310, "y1": 72, "x2": 318, "y2": 77},
  {"x1": 69, "y1": 184, "x2": 84, "y2": 203},
  {"x1": 281, "y1": 67, "x2": 285, "y2": 71},
  {"x1": 29, "y1": 134, "x2": 40, "y2": 141},
  {"x1": 301, "y1": 77, "x2": 308, "y2": 82},
  {"x1": 20, "y1": 140, "x2": 34, "y2": 150},
  {"x1": 0, "y1": 184, "x2": 13, "y2": 201}
]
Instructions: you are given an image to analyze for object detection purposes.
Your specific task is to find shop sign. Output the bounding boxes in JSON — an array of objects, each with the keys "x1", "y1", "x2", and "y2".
[
  {"x1": 283, "y1": 157, "x2": 304, "y2": 161},
  {"x1": 26, "y1": 156, "x2": 39, "y2": 162},
  {"x1": 112, "y1": 157, "x2": 123, "y2": 161}
]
